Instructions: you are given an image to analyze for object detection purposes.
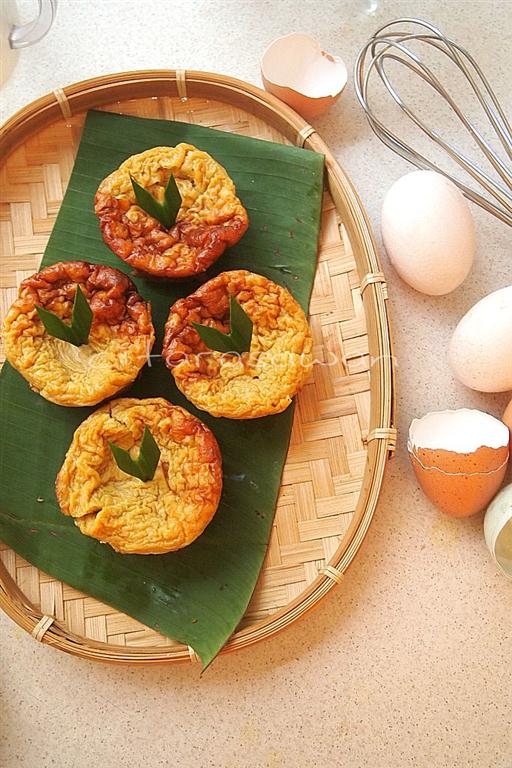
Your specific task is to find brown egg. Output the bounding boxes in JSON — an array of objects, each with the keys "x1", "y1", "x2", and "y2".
[
  {"x1": 408, "y1": 409, "x2": 509, "y2": 517},
  {"x1": 503, "y1": 398, "x2": 512, "y2": 433},
  {"x1": 261, "y1": 33, "x2": 347, "y2": 121}
]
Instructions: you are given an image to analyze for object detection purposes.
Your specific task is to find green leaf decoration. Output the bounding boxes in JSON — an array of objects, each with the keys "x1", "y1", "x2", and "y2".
[
  {"x1": 192, "y1": 296, "x2": 253, "y2": 354},
  {"x1": 110, "y1": 426, "x2": 161, "y2": 482},
  {"x1": 0, "y1": 110, "x2": 324, "y2": 669},
  {"x1": 35, "y1": 284, "x2": 92, "y2": 346},
  {"x1": 130, "y1": 172, "x2": 182, "y2": 229}
]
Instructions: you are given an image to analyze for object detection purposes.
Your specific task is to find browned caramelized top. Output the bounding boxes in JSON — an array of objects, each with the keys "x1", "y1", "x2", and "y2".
[
  {"x1": 16, "y1": 260, "x2": 152, "y2": 335},
  {"x1": 162, "y1": 270, "x2": 313, "y2": 420},
  {"x1": 95, "y1": 145, "x2": 248, "y2": 279}
]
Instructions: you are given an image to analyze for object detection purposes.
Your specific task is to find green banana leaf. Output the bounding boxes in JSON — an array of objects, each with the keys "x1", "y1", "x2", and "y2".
[{"x1": 0, "y1": 110, "x2": 324, "y2": 669}]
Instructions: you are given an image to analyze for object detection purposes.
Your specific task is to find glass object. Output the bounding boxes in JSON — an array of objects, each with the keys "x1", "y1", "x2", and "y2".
[{"x1": 1, "y1": 0, "x2": 57, "y2": 86}]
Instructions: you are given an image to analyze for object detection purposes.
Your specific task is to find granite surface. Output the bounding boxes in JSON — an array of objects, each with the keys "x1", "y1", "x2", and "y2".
[{"x1": 1, "y1": 1, "x2": 511, "y2": 767}]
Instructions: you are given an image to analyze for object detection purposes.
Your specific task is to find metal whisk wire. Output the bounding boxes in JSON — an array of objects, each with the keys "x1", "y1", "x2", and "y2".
[{"x1": 354, "y1": 18, "x2": 512, "y2": 227}]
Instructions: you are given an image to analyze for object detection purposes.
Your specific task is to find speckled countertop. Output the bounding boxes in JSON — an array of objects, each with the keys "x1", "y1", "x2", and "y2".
[{"x1": 1, "y1": 1, "x2": 511, "y2": 767}]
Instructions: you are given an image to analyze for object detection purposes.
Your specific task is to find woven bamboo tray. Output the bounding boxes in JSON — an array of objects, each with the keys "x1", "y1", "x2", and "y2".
[{"x1": 0, "y1": 70, "x2": 396, "y2": 664}]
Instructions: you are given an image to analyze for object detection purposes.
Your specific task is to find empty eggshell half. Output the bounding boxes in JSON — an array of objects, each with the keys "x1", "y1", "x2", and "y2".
[
  {"x1": 408, "y1": 409, "x2": 509, "y2": 518},
  {"x1": 261, "y1": 33, "x2": 347, "y2": 120},
  {"x1": 448, "y1": 286, "x2": 512, "y2": 392}
]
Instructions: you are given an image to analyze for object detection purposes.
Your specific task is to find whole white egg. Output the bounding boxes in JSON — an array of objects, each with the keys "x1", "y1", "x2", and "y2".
[
  {"x1": 381, "y1": 170, "x2": 475, "y2": 295},
  {"x1": 448, "y1": 285, "x2": 512, "y2": 392}
]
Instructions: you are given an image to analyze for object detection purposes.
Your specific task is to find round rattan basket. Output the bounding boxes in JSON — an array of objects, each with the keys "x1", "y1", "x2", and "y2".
[{"x1": 0, "y1": 70, "x2": 396, "y2": 664}]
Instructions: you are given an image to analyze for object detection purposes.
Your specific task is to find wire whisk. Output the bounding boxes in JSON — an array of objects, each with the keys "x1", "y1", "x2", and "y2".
[{"x1": 354, "y1": 18, "x2": 512, "y2": 227}]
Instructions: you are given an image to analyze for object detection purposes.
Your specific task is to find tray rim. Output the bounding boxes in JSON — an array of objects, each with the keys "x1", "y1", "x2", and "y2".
[{"x1": 0, "y1": 69, "x2": 396, "y2": 664}]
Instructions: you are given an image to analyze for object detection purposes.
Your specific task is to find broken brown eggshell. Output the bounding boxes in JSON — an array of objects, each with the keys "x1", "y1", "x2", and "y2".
[
  {"x1": 261, "y1": 33, "x2": 347, "y2": 121},
  {"x1": 408, "y1": 409, "x2": 510, "y2": 518}
]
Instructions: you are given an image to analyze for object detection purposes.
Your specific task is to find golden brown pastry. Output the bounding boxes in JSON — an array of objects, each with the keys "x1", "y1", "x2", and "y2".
[
  {"x1": 94, "y1": 145, "x2": 248, "y2": 278},
  {"x1": 56, "y1": 398, "x2": 222, "y2": 554},
  {"x1": 2, "y1": 261, "x2": 154, "y2": 407},
  {"x1": 162, "y1": 270, "x2": 313, "y2": 419}
]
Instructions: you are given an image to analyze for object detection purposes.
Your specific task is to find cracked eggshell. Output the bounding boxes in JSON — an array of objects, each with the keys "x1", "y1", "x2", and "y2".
[
  {"x1": 448, "y1": 286, "x2": 512, "y2": 392},
  {"x1": 408, "y1": 409, "x2": 509, "y2": 517},
  {"x1": 261, "y1": 33, "x2": 347, "y2": 120},
  {"x1": 381, "y1": 171, "x2": 475, "y2": 295}
]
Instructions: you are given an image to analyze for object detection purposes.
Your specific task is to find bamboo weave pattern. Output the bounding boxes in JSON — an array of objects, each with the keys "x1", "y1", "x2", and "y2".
[{"x1": 0, "y1": 96, "x2": 371, "y2": 648}]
